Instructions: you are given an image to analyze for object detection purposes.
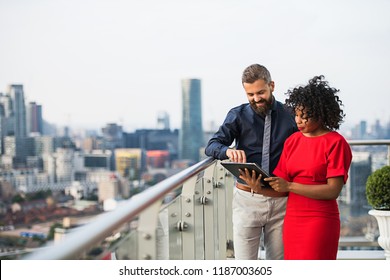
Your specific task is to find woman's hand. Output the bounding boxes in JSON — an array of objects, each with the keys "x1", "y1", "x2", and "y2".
[{"x1": 264, "y1": 177, "x2": 290, "y2": 192}]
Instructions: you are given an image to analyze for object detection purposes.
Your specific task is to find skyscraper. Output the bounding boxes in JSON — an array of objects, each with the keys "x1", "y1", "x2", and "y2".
[
  {"x1": 1, "y1": 85, "x2": 28, "y2": 167},
  {"x1": 157, "y1": 111, "x2": 170, "y2": 130},
  {"x1": 179, "y1": 78, "x2": 203, "y2": 163},
  {"x1": 8, "y1": 84, "x2": 27, "y2": 138},
  {"x1": 26, "y1": 101, "x2": 43, "y2": 136}
]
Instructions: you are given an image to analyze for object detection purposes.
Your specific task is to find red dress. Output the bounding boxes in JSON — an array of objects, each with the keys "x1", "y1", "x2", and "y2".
[{"x1": 273, "y1": 131, "x2": 352, "y2": 260}]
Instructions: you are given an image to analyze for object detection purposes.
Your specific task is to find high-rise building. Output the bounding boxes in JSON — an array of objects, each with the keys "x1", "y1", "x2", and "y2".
[
  {"x1": 54, "y1": 148, "x2": 75, "y2": 183},
  {"x1": 0, "y1": 92, "x2": 14, "y2": 139},
  {"x1": 102, "y1": 123, "x2": 124, "y2": 150},
  {"x1": 179, "y1": 78, "x2": 203, "y2": 163},
  {"x1": 8, "y1": 84, "x2": 27, "y2": 138},
  {"x1": 157, "y1": 111, "x2": 170, "y2": 130},
  {"x1": 26, "y1": 101, "x2": 43, "y2": 135}
]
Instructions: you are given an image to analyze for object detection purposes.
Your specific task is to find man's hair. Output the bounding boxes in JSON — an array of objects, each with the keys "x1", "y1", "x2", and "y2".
[{"x1": 242, "y1": 64, "x2": 272, "y2": 84}]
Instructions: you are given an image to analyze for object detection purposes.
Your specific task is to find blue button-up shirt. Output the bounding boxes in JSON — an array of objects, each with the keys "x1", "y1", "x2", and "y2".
[{"x1": 205, "y1": 100, "x2": 298, "y2": 175}]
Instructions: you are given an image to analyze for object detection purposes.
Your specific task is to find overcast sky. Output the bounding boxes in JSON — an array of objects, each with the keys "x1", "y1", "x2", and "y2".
[{"x1": 1, "y1": 0, "x2": 389, "y2": 133}]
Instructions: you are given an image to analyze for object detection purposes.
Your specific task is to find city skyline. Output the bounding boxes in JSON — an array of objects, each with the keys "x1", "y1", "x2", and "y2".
[
  {"x1": 2, "y1": 82, "x2": 389, "y2": 138},
  {"x1": 1, "y1": 0, "x2": 390, "y2": 132}
]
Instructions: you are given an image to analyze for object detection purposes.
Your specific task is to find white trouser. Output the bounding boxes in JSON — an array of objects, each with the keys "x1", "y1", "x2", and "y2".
[{"x1": 232, "y1": 188, "x2": 287, "y2": 260}]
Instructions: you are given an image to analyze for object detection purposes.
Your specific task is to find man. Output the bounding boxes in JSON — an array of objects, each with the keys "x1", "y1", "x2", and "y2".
[{"x1": 205, "y1": 64, "x2": 297, "y2": 260}]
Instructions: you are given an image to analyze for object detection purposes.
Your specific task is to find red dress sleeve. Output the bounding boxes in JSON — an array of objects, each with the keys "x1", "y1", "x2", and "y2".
[{"x1": 326, "y1": 136, "x2": 352, "y2": 184}]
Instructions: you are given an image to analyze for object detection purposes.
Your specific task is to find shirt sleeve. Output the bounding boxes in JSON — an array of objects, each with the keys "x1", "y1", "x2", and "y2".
[{"x1": 204, "y1": 109, "x2": 239, "y2": 160}]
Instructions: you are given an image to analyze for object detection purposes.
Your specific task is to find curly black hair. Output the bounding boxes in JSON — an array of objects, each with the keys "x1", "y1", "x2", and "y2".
[{"x1": 285, "y1": 75, "x2": 345, "y2": 130}]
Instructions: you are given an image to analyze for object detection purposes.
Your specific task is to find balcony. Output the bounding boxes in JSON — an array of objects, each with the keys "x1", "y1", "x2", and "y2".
[{"x1": 22, "y1": 140, "x2": 390, "y2": 260}]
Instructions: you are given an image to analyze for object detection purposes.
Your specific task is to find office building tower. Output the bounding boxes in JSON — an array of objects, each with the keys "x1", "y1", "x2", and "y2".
[
  {"x1": 102, "y1": 123, "x2": 124, "y2": 150},
  {"x1": 0, "y1": 92, "x2": 13, "y2": 117},
  {"x1": 179, "y1": 78, "x2": 203, "y2": 163},
  {"x1": 55, "y1": 148, "x2": 75, "y2": 183},
  {"x1": 33, "y1": 135, "x2": 55, "y2": 156},
  {"x1": 26, "y1": 102, "x2": 43, "y2": 135},
  {"x1": 1, "y1": 92, "x2": 14, "y2": 155},
  {"x1": 8, "y1": 84, "x2": 27, "y2": 138},
  {"x1": 3, "y1": 136, "x2": 29, "y2": 167},
  {"x1": 0, "y1": 92, "x2": 14, "y2": 138},
  {"x1": 157, "y1": 111, "x2": 170, "y2": 130}
]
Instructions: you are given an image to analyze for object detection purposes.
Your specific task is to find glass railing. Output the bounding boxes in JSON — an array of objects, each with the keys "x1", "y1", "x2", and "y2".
[
  {"x1": 113, "y1": 159, "x2": 235, "y2": 260},
  {"x1": 337, "y1": 139, "x2": 390, "y2": 259},
  {"x1": 22, "y1": 140, "x2": 390, "y2": 260}
]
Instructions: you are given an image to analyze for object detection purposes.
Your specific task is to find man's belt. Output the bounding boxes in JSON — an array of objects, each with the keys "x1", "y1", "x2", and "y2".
[{"x1": 236, "y1": 183, "x2": 262, "y2": 194}]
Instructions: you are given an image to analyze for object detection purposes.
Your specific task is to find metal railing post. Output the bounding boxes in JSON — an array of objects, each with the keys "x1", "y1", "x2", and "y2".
[
  {"x1": 180, "y1": 175, "x2": 198, "y2": 259},
  {"x1": 202, "y1": 165, "x2": 217, "y2": 259},
  {"x1": 137, "y1": 200, "x2": 162, "y2": 260}
]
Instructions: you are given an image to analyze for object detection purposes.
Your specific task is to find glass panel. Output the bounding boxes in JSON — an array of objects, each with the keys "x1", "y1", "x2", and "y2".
[
  {"x1": 338, "y1": 145, "x2": 387, "y2": 250},
  {"x1": 111, "y1": 227, "x2": 138, "y2": 260}
]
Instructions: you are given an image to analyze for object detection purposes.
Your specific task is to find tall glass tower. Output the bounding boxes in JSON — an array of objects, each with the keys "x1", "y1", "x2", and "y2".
[
  {"x1": 8, "y1": 84, "x2": 27, "y2": 138},
  {"x1": 180, "y1": 78, "x2": 203, "y2": 163}
]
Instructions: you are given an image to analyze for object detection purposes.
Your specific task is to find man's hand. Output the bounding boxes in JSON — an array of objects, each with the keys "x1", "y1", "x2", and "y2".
[{"x1": 226, "y1": 148, "x2": 246, "y2": 163}]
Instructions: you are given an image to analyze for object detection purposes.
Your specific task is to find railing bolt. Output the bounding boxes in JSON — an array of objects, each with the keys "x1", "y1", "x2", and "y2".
[
  {"x1": 177, "y1": 221, "x2": 188, "y2": 231},
  {"x1": 185, "y1": 212, "x2": 191, "y2": 217},
  {"x1": 200, "y1": 196, "x2": 208, "y2": 204},
  {"x1": 186, "y1": 198, "x2": 191, "y2": 203},
  {"x1": 171, "y1": 213, "x2": 177, "y2": 217},
  {"x1": 143, "y1": 254, "x2": 152, "y2": 260},
  {"x1": 207, "y1": 191, "x2": 211, "y2": 194},
  {"x1": 207, "y1": 179, "x2": 211, "y2": 183}
]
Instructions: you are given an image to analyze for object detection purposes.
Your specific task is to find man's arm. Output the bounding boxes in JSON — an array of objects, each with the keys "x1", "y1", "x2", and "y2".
[{"x1": 205, "y1": 110, "x2": 239, "y2": 160}]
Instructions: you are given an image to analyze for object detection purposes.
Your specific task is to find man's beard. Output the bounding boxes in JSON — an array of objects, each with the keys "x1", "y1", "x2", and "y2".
[{"x1": 250, "y1": 99, "x2": 272, "y2": 117}]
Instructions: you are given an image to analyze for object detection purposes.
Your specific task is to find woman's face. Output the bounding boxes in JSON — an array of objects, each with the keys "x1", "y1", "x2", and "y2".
[{"x1": 294, "y1": 107, "x2": 322, "y2": 135}]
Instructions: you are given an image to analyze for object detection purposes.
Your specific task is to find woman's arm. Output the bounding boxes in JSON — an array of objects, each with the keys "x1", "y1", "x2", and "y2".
[{"x1": 265, "y1": 176, "x2": 344, "y2": 200}]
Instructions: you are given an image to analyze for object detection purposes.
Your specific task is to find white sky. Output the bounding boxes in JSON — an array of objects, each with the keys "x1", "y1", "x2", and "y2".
[{"x1": 1, "y1": 0, "x2": 389, "y2": 132}]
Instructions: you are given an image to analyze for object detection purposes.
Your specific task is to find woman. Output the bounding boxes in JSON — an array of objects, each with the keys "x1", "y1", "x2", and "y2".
[{"x1": 240, "y1": 75, "x2": 352, "y2": 259}]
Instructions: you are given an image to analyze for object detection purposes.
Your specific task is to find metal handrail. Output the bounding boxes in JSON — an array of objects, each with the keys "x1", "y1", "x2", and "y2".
[
  {"x1": 348, "y1": 139, "x2": 390, "y2": 145},
  {"x1": 24, "y1": 157, "x2": 216, "y2": 260},
  {"x1": 348, "y1": 139, "x2": 390, "y2": 165},
  {"x1": 21, "y1": 139, "x2": 390, "y2": 260}
]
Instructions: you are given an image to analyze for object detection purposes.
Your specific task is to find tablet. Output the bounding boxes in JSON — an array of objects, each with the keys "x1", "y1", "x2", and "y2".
[{"x1": 220, "y1": 162, "x2": 271, "y2": 188}]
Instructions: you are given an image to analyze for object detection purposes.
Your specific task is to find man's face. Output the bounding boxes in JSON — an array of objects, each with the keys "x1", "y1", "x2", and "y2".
[{"x1": 243, "y1": 79, "x2": 274, "y2": 116}]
